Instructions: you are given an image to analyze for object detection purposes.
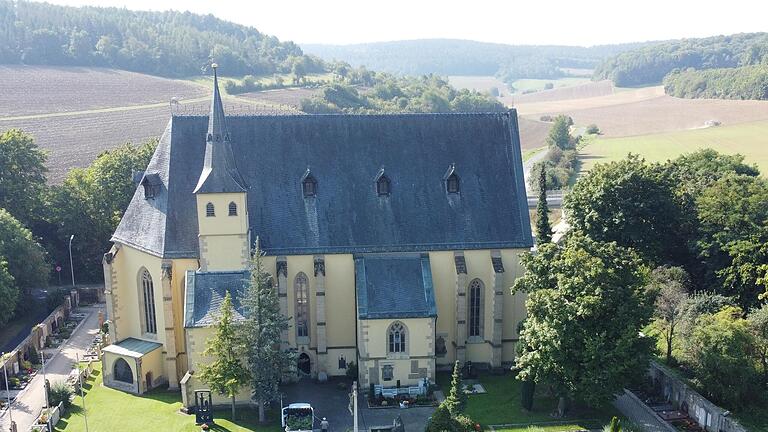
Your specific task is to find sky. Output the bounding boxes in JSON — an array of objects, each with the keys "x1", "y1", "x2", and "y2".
[{"x1": 45, "y1": 0, "x2": 768, "y2": 47}]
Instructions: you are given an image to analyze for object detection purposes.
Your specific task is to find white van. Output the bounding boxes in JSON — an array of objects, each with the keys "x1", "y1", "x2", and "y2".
[{"x1": 282, "y1": 402, "x2": 315, "y2": 432}]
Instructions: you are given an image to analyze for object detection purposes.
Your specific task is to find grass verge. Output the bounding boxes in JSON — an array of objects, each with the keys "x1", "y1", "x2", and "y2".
[{"x1": 55, "y1": 363, "x2": 281, "y2": 432}]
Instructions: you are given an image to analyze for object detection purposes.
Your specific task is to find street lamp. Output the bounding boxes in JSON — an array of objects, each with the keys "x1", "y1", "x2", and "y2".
[{"x1": 68, "y1": 234, "x2": 75, "y2": 287}]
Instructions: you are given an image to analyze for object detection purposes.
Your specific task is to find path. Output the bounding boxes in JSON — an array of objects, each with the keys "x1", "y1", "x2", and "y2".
[
  {"x1": 0, "y1": 304, "x2": 104, "y2": 432},
  {"x1": 612, "y1": 391, "x2": 674, "y2": 432},
  {"x1": 523, "y1": 148, "x2": 549, "y2": 194}
]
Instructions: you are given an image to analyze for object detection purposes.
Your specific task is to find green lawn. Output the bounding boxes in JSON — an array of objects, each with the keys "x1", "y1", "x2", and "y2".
[
  {"x1": 55, "y1": 364, "x2": 281, "y2": 432},
  {"x1": 436, "y1": 372, "x2": 619, "y2": 431},
  {"x1": 579, "y1": 120, "x2": 768, "y2": 174},
  {"x1": 522, "y1": 146, "x2": 546, "y2": 162},
  {"x1": 510, "y1": 78, "x2": 590, "y2": 94}
]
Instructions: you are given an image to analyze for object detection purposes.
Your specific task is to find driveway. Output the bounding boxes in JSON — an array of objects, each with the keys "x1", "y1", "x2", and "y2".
[
  {"x1": 0, "y1": 304, "x2": 105, "y2": 432},
  {"x1": 282, "y1": 379, "x2": 435, "y2": 432}
]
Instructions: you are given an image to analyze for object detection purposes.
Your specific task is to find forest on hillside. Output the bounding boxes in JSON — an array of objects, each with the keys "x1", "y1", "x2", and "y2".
[
  {"x1": 303, "y1": 39, "x2": 647, "y2": 83},
  {"x1": 0, "y1": 0, "x2": 324, "y2": 76},
  {"x1": 593, "y1": 32, "x2": 768, "y2": 88},
  {"x1": 663, "y1": 65, "x2": 768, "y2": 100}
]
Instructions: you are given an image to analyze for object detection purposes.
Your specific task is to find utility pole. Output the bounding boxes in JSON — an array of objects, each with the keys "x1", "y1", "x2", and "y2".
[
  {"x1": 41, "y1": 351, "x2": 51, "y2": 431},
  {"x1": 2, "y1": 353, "x2": 14, "y2": 432},
  {"x1": 353, "y1": 381, "x2": 358, "y2": 432},
  {"x1": 76, "y1": 354, "x2": 89, "y2": 432},
  {"x1": 68, "y1": 235, "x2": 76, "y2": 287}
]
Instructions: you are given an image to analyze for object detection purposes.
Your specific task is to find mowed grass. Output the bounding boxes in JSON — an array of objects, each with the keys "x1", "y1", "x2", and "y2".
[
  {"x1": 580, "y1": 120, "x2": 768, "y2": 174},
  {"x1": 56, "y1": 363, "x2": 281, "y2": 432},
  {"x1": 436, "y1": 372, "x2": 619, "y2": 431}
]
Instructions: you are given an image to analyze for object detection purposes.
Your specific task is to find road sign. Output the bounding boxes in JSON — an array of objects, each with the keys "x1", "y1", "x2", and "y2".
[{"x1": 56, "y1": 266, "x2": 62, "y2": 272}]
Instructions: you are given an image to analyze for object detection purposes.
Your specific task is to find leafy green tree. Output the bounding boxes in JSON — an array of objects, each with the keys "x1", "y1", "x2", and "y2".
[
  {"x1": 48, "y1": 140, "x2": 156, "y2": 281},
  {"x1": 242, "y1": 240, "x2": 293, "y2": 423},
  {"x1": 0, "y1": 129, "x2": 48, "y2": 226},
  {"x1": 747, "y1": 304, "x2": 768, "y2": 387},
  {"x1": 535, "y1": 165, "x2": 552, "y2": 244},
  {"x1": 512, "y1": 235, "x2": 653, "y2": 411},
  {"x1": 0, "y1": 209, "x2": 48, "y2": 307},
  {"x1": 0, "y1": 261, "x2": 18, "y2": 327},
  {"x1": 695, "y1": 174, "x2": 768, "y2": 309},
  {"x1": 565, "y1": 155, "x2": 685, "y2": 266},
  {"x1": 545, "y1": 115, "x2": 574, "y2": 150},
  {"x1": 198, "y1": 291, "x2": 250, "y2": 420},
  {"x1": 683, "y1": 306, "x2": 758, "y2": 408},
  {"x1": 649, "y1": 267, "x2": 689, "y2": 364}
]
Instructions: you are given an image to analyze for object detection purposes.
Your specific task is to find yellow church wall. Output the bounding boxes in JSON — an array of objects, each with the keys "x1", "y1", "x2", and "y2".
[
  {"x1": 285, "y1": 255, "x2": 316, "y2": 347},
  {"x1": 360, "y1": 317, "x2": 435, "y2": 387},
  {"x1": 463, "y1": 249, "x2": 494, "y2": 363},
  {"x1": 501, "y1": 249, "x2": 528, "y2": 363},
  {"x1": 184, "y1": 326, "x2": 253, "y2": 404},
  {"x1": 323, "y1": 254, "x2": 356, "y2": 352},
  {"x1": 428, "y1": 251, "x2": 457, "y2": 366},
  {"x1": 171, "y1": 258, "x2": 199, "y2": 375},
  {"x1": 140, "y1": 345, "x2": 166, "y2": 393},
  {"x1": 102, "y1": 352, "x2": 139, "y2": 393},
  {"x1": 197, "y1": 193, "x2": 249, "y2": 271},
  {"x1": 112, "y1": 244, "x2": 166, "y2": 345}
]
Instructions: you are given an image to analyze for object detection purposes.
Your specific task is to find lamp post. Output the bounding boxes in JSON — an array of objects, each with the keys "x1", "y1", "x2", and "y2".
[{"x1": 68, "y1": 235, "x2": 75, "y2": 287}]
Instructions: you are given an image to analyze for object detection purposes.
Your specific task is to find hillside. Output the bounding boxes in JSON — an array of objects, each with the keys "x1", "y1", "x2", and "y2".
[
  {"x1": 593, "y1": 32, "x2": 768, "y2": 87},
  {"x1": 0, "y1": 0, "x2": 322, "y2": 77},
  {"x1": 663, "y1": 65, "x2": 768, "y2": 100},
  {"x1": 303, "y1": 39, "x2": 647, "y2": 81}
]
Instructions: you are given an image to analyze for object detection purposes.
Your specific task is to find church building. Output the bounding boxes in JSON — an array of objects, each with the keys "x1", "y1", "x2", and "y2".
[{"x1": 101, "y1": 66, "x2": 532, "y2": 407}]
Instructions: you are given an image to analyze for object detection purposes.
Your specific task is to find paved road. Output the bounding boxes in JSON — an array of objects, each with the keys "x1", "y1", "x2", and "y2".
[
  {"x1": 0, "y1": 304, "x2": 104, "y2": 432},
  {"x1": 523, "y1": 148, "x2": 549, "y2": 194}
]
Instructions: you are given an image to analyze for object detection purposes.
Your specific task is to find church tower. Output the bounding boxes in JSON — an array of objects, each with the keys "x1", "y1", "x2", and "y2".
[{"x1": 194, "y1": 64, "x2": 250, "y2": 271}]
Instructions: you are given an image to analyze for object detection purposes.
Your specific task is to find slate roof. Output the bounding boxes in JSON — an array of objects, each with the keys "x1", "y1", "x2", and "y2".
[
  {"x1": 103, "y1": 337, "x2": 163, "y2": 358},
  {"x1": 184, "y1": 270, "x2": 249, "y2": 328},
  {"x1": 355, "y1": 254, "x2": 437, "y2": 319},
  {"x1": 112, "y1": 109, "x2": 532, "y2": 257}
]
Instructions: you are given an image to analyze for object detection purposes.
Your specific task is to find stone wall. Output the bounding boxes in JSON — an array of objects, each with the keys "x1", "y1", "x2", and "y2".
[{"x1": 648, "y1": 363, "x2": 746, "y2": 432}]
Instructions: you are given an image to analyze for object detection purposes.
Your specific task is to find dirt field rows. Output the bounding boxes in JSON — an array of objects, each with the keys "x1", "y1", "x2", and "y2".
[
  {"x1": 505, "y1": 80, "x2": 614, "y2": 105},
  {"x1": 0, "y1": 66, "x2": 207, "y2": 116}
]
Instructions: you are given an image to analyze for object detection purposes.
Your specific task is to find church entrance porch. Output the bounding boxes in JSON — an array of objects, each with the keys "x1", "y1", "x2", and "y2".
[
  {"x1": 102, "y1": 337, "x2": 165, "y2": 394},
  {"x1": 298, "y1": 352, "x2": 311, "y2": 376}
]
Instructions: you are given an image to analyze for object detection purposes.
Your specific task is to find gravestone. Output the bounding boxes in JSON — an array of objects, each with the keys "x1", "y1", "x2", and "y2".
[{"x1": 195, "y1": 389, "x2": 213, "y2": 425}]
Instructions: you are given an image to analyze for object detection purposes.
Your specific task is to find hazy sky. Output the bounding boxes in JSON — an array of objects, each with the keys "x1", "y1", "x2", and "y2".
[{"x1": 46, "y1": 0, "x2": 768, "y2": 46}]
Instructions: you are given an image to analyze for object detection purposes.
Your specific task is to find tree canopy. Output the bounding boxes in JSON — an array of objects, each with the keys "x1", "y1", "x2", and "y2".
[
  {"x1": 512, "y1": 235, "x2": 653, "y2": 409},
  {"x1": 0, "y1": 129, "x2": 48, "y2": 226}
]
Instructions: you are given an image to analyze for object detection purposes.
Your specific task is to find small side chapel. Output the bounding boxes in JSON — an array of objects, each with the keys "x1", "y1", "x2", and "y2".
[{"x1": 101, "y1": 66, "x2": 533, "y2": 407}]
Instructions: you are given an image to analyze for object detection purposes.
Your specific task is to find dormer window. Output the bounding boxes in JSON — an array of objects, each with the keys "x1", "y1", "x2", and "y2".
[
  {"x1": 206, "y1": 202, "x2": 215, "y2": 217},
  {"x1": 140, "y1": 173, "x2": 162, "y2": 200},
  {"x1": 228, "y1": 202, "x2": 237, "y2": 216},
  {"x1": 207, "y1": 133, "x2": 213, "y2": 142},
  {"x1": 301, "y1": 169, "x2": 317, "y2": 197},
  {"x1": 375, "y1": 168, "x2": 391, "y2": 196},
  {"x1": 444, "y1": 164, "x2": 460, "y2": 194}
]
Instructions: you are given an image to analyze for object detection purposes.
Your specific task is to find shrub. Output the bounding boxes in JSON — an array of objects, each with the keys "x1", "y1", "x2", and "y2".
[
  {"x1": 426, "y1": 404, "x2": 454, "y2": 432},
  {"x1": 28, "y1": 347, "x2": 40, "y2": 364},
  {"x1": 586, "y1": 124, "x2": 600, "y2": 135},
  {"x1": 454, "y1": 415, "x2": 477, "y2": 432},
  {"x1": 49, "y1": 381, "x2": 74, "y2": 409},
  {"x1": 544, "y1": 82, "x2": 554, "y2": 90},
  {"x1": 345, "y1": 361, "x2": 358, "y2": 379}
]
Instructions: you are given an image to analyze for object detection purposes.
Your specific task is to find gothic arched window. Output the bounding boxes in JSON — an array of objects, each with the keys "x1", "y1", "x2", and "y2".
[
  {"x1": 377, "y1": 175, "x2": 391, "y2": 196},
  {"x1": 113, "y1": 358, "x2": 133, "y2": 384},
  {"x1": 388, "y1": 321, "x2": 407, "y2": 354},
  {"x1": 468, "y1": 279, "x2": 484, "y2": 338},
  {"x1": 295, "y1": 272, "x2": 310, "y2": 339},
  {"x1": 446, "y1": 173, "x2": 460, "y2": 194},
  {"x1": 228, "y1": 201, "x2": 237, "y2": 216},
  {"x1": 139, "y1": 269, "x2": 157, "y2": 335},
  {"x1": 206, "y1": 202, "x2": 215, "y2": 217}
]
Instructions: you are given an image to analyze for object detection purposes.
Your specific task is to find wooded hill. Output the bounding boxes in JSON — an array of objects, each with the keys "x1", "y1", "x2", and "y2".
[
  {"x1": 594, "y1": 32, "x2": 768, "y2": 90},
  {"x1": 303, "y1": 39, "x2": 647, "y2": 82},
  {"x1": 0, "y1": 0, "x2": 323, "y2": 77}
]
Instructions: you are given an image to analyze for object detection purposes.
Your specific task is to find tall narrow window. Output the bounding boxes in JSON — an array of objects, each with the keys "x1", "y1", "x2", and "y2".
[
  {"x1": 295, "y1": 272, "x2": 310, "y2": 339},
  {"x1": 228, "y1": 201, "x2": 237, "y2": 216},
  {"x1": 468, "y1": 279, "x2": 483, "y2": 338},
  {"x1": 206, "y1": 202, "x2": 215, "y2": 217},
  {"x1": 140, "y1": 269, "x2": 157, "y2": 335},
  {"x1": 377, "y1": 175, "x2": 391, "y2": 196},
  {"x1": 446, "y1": 173, "x2": 460, "y2": 194},
  {"x1": 302, "y1": 174, "x2": 317, "y2": 197},
  {"x1": 388, "y1": 321, "x2": 407, "y2": 353}
]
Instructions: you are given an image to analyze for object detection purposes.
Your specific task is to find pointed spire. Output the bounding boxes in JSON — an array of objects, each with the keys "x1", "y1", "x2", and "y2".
[{"x1": 193, "y1": 64, "x2": 247, "y2": 194}]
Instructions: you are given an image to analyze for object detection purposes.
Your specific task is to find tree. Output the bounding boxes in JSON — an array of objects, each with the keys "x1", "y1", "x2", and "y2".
[
  {"x1": 242, "y1": 240, "x2": 293, "y2": 423},
  {"x1": 545, "y1": 115, "x2": 573, "y2": 150},
  {"x1": 748, "y1": 304, "x2": 768, "y2": 387},
  {"x1": 444, "y1": 361, "x2": 466, "y2": 415},
  {"x1": 47, "y1": 140, "x2": 156, "y2": 282},
  {"x1": 512, "y1": 235, "x2": 653, "y2": 411},
  {"x1": 0, "y1": 261, "x2": 18, "y2": 327},
  {"x1": 535, "y1": 165, "x2": 552, "y2": 244},
  {"x1": 565, "y1": 155, "x2": 685, "y2": 266},
  {"x1": 695, "y1": 173, "x2": 768, "y2": 309},
  {"x1": 649, "y1": 267, "x2": 689, "y2": 364},
  {"x1": 198, "y1": 291, "x2": 250, "y2": 420},
  {"x1": 0, "y1": 129, "x2": 48, "y2": 227},
  {"x1": 0, "y1": 209, "x2": 48, "y2": 311},
  {"x1": 682, "y1": 306, "x2": 758, "y2": 408}
]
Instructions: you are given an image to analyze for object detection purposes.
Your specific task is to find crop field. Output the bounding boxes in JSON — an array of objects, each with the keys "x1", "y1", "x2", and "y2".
[
  {"x1": 579, "y1": 120, "x2": 768, "y2": 174},
  {"x1": 0, "y1": 66, "x2": 207, "y2": 116},
  {"x1": 513, "y1": 85, "x2": 665, "y2": 116},
  {"x1": 508, "y1": 77, "x2": 591, "y2": 94},
  {"x1": 518, "y1": 117, "x2": 552, "y2": 150},
  {"x1": 506, "y1": 80, "x2": 614, "y2": 105}
]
